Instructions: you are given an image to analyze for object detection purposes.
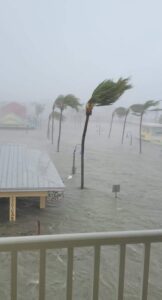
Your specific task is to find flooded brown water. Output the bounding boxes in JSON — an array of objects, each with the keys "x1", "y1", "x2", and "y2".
[{"x1": 0, "y1": 120, "x2": 162, "y2": 299}]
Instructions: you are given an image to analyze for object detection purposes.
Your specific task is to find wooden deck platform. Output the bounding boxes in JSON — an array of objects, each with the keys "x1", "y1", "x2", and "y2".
[{"x1": 0, "y1": 144, "x2": 65, "y2": 221}]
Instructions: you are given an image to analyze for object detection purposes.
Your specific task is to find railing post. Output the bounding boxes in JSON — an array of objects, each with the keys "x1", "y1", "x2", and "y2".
[
  {"x1": 141, "y1": 243, "x2": 151, "y2": 300},
  {"x1": 66, "y1": 247, "x2": 74, "y2": 300},
  {"x1": 118, "y1": 244, "x2": 126, "y2": 300},
  {"x1": 92, "y1": 245, "x2": 101, "y2": 300},
  {"x1": 39, "y1": 248, "x2": 46, "y2": 300},
  {"x1": 11, "y1": 250, "x2": 17, "y2": 300}
]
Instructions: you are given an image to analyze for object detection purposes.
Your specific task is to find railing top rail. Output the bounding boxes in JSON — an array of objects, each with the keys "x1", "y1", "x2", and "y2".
[{"x1": 1, "y1": 229, "x2": 162, "y2": 251}]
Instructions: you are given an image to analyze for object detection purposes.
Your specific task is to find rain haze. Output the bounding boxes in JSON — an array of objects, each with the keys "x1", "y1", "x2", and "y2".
[
  {"x1": 1, "y1": 0, "x2": 162, "y2": 104},
  {"x1": 0, "y1": 1, "x2": 162, "y2": 300}
]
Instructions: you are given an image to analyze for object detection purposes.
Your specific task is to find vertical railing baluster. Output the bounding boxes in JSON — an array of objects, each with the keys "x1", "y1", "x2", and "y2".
[
  {"x1": 66, "y1": 247, "x2": 74, "y2": 300},
  {"x1": 39, "y1": 248, "x2": 46, "y2": 300},
  {"x1": 141, "y1": 243, "x2": 151, "y2": 300},
  {"x1": 11, "y1": 250, "x2": 18, "y2": 300},
  {"x1": 118, "y1": 244, "x2": 126, "y2": 300},
  {"x1": 92, "y1": 245, "x2": 101, "y2": 300}
]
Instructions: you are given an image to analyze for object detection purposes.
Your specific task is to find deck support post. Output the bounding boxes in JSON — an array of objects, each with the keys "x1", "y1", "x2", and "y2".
[
  {"x1": 40, "y1": 196, "x2": 46, "y2": 209},
  {"x1": 9, "y1": 195, "x2": 16, "y2": 221}
]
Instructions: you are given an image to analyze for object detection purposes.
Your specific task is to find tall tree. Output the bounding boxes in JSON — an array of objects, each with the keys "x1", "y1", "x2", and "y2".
[
  {"x1": 51, "y1": 103, "x2": 55, "y2": 144},
  {"x1": 47, "y1": 112, "x2": 52, "y2": 139},
  {"x1": 121, "y1": 108, "x2": 130, "y2": 144},
  {"x1": 55, "y1": 94, "x2": 81, "y2": 152},
  {"x1": 108, "y1": 107, "x2": 127, "y2": 137},
  {"x1": 130, "y1": 100, "x2": 159, "y2": 153},
  {"x1": 47, "y1": 111, "x2": 61, "y2": 139},
  {"x1": 81, "y1": 78, "x2": 132, "y2": 189}
]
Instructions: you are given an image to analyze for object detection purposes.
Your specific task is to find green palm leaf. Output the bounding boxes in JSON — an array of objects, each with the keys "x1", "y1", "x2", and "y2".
[
  {"x1": 55, "y1": 94, "x2": 81, "y2": 111},
  {"x1": 130, "y1": 100, "x2": 159, "y2": 115},
  {"x1": 115, "y1": 107, "x2": 127, "y2": 117},
  {"x1": 91, "y1": 78, "x2": 132, "y2": 106},
  {"x1": 55, "y1": 95, "x2": 64, "y2": 109},
  {"x1": 64, "y1": 94, "x2": 81, "y2": 111}
]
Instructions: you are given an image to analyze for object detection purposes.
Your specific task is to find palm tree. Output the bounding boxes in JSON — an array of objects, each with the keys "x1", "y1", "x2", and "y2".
[
  {"x1": 121, "y1": 108, "x2": 130, "y2": 144},
  {"x1": 108, "y1": 109, "x2": 115, "y2": 138},
  {"x1": 108, "y1": 107, "x2": 127, "y2": 138},
  {"x1": 55, "y1": 94, "x2": 81, "y2": 152},
  {"x1": 51, "y1": 103, "x2": 55, "y2": 144},
  {"x1": 47, "y1": 112, "x2": 51, "y2": 139},
  {"x1": 130, "y1": 100, "x2": 159, "y2": 153},
  {"x1": 81, "y1": 78, "x2": 132, "y2": 189},
  {"x1": 47, "y1": 111, "x2": 61, "y2": 139}
]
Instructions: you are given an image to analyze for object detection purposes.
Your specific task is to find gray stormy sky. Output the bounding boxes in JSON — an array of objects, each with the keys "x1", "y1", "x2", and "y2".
[{"x1": 0, "y1": 0, "x2": 162, "y2": 106}]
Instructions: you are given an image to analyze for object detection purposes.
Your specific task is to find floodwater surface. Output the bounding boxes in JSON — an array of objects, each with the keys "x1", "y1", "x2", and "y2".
[{"x1": 0, "y1": 120, "x2": 162, "y2": 300}]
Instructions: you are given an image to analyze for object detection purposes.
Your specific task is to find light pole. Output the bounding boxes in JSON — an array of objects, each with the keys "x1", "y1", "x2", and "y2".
[{"x1": 72, "y1": 144, "x2": 81, "y2": 175}]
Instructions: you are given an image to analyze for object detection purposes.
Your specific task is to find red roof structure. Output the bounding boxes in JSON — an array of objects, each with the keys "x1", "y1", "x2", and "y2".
[{"x1": 0, "y1": 102, "x2": 27, "y2": 118}]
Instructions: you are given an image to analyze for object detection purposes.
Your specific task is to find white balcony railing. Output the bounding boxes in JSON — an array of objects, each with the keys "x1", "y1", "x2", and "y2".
[{"x1": 0, "y1": 229, "x2": 162, "y2": 300}]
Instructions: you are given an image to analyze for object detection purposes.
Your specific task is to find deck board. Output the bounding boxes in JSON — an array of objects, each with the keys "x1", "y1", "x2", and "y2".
[{"x1": 0, "y1": 144, "x2": 65, "y2": 193}]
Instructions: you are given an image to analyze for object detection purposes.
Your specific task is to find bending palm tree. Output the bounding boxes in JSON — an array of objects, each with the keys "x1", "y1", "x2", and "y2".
[
  {"x1": 47, "y1": 112, "x2": 52, "y2": 139},
  {"x1": 51, "y1": 103, "x2": 55, "y2": 144},
  {"x1": 81, "y1": 78, "x2": 132, "y2": 189},
  {"x1": 55, "y1": 94, "x2": 81, "y2": 152},
  {"x1": 121, "y1": 108, "x2": 130, "y2": 144},
  {"x1": 47, "y1": 111, "x2": 61, "y2": 140},
  {"x1": 108, "y1": 107, "x2": 127, "y2": 138},
  {"x1": 108, "y1": 110, "x2": 115, "y2": 138},
  {"x1": 130, "y1": 100, "x2": 159, "y2": 153}
]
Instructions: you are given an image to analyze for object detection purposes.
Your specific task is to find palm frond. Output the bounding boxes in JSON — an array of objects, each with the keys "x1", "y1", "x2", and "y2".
[
  {"x1": 53, "y1": 111, "x2": 64, "y2": 120},
  {"x1": 143, "y1": 100, "x2": 159, "y2": 110},
  {"x1": 64, "y1": 94, "x2": 81, "y2": 111},
  {"x1": 55, "y1": 94, "x2": 81, "y2": 111},
  {"x1": 130, "y1": 104, "x2": 144, "y2": 114},
  {"x1": 91, "y1": 78, "x2": 132, "y2": 106},
  {"x1": 55, "y1": 95, "x2": 65, "y2": 109},
  {"x1": 149, "y1": 108, "x2": 162, "y2": 111},
  {"x1": 130, "y1": 100, "x2": 159, "y2": 114},
  {"x1": 115, "y1": 107, "x2": 127, "y2": 117}
]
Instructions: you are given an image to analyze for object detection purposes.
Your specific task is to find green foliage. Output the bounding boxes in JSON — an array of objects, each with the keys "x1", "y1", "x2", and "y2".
[
  {"x1": 55, "y1": 95, "x2": 65, "y2": 109},
  {"x1": 130, "y1": 104, "x2": 144, "y2": 115},
  {"x1": 91, "y1": 78, "x2": 132, "y2": 106},
  {"x1": 55, "y1": 94, "x2": 81, "y2": 111},
  {"x1": 50, "y1": 111, "x2": 64, "y2": 121},
  {"x1": 130, "y1": 100, "x2": 159, "y2": 115},
  {"x1": 64, "y1": 94, "x2": 81, "y2": 111},
  {"x1": 115, "y1": 107, "x2": 127, "y2": 117}
]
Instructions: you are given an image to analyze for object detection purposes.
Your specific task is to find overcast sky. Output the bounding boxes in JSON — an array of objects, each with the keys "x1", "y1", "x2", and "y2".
[{"x1": 0, "y1": 0, "x2": 162, "y2": 107}]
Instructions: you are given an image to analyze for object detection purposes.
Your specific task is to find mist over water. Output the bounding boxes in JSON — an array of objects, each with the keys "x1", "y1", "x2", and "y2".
[
  {"x1": 0, "y1": 115, "x2": 162, "y2": 299},
  {"x1": 1, "y1": 0, "x2": 162, "y2": 298}
]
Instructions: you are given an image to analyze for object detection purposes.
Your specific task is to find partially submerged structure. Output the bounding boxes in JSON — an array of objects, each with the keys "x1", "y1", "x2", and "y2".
[
  {"x1": 141, "y1": 122, "x2": 162, "y2": 145},
  {"x1": 0, "y1": 102, "x2": 35, "y2": 129},
  {"x1": 0, "y1": 144, "x2": 64, "y2": 221}
]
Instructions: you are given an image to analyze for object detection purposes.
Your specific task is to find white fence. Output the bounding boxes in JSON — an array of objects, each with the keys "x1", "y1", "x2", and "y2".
[{"x1": 0, "y1": 229, "x2": 162, "y2": 300}]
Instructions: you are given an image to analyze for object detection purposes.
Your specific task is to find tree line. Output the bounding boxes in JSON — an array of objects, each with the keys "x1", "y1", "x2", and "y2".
[{"x1": 47, "y1": 77, "x2": 160, "y2": 189}]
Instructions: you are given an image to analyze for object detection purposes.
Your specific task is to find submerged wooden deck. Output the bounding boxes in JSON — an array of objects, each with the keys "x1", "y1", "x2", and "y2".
[{"x1": 0, "y1": 144, "x2": 64, "y2": 221}]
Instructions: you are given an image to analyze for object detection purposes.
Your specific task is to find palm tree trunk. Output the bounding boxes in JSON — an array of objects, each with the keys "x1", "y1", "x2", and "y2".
[
  {"x1": 47, "y1": 114, "x2": 51, "y2": 139},
  {"x1": 108, "y1": 112, "x2": 115, "y2": 138},
  {"x1": 139, "y1": 113, "x2": 143, "y2": 154},
  {"x1": 51, "y1": 108, "x2": 55, "y2": 144},
  {"x1": 81, "y1": 114, "x2": 90, "y2": 189},
  {"x1": 121, "y1": 109, "x2": 129, "y2": 144},
  {"x1": 57, "y1": 108, "x2": 63, "y2": 152}
]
